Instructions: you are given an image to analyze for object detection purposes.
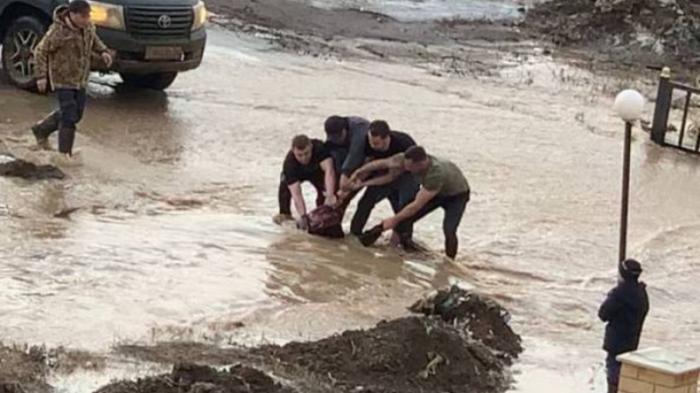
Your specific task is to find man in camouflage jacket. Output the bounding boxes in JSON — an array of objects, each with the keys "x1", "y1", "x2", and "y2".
[{"x1": 31, "y1": 0, "x2": 112, "y2": 158}]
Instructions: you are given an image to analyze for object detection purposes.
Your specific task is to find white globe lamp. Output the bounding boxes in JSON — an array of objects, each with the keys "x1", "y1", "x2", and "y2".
[{"x1": 613, "y1": 90, "x2": 645, "y2": 122}]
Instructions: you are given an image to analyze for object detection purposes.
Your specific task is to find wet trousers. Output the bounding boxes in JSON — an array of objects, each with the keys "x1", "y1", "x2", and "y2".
[
  {"x1": 606, "y1": 352, "x2": 621, "y2": 393},
  {"x1": 395, "y1": 191, "x2": 469, "y2": 259},
  {"x1": 33, "y1": 88, "x2": 87, "y2": 155},
  {"x1": 350, "y1": 172, "x2": 419, "y2": 237}
]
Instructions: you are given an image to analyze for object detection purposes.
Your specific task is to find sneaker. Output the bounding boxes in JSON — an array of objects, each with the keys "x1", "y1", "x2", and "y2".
[{"x1": 272, "y1": 213, "x2": 293, "y2": 225}]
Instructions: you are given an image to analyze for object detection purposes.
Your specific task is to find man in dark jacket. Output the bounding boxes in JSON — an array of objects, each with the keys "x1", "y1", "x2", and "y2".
[
  {"x1": 347, "y1": 120, "x2": 419, "y2": 244},
  {"x1": 274, "y1": 135, "x2": 336, "y2": 229},
  {"x1": 598, "y1": 259, "x2": 649, "y2": 393},
  {"x1": 323, "y1": 115, "x2": 370, "y2": 196}
]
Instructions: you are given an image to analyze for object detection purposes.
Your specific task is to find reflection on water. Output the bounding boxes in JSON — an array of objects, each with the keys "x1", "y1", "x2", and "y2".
[{"x1": 1, "y1": 29, "x2": 699, "y2": 393}]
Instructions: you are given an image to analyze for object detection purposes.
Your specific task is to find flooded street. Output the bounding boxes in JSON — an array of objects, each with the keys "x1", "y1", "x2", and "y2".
[
  {"x1": 1, "y1": 25, "x2": 700, "y2": 393},
  {"x1": 295, "y1": 0, "x2": 538, "y2": 21}
]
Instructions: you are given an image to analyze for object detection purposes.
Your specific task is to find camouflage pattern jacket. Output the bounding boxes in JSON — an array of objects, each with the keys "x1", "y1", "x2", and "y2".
[{"x1": 34, "y1": 5, "x2": 109, "y2": 90}]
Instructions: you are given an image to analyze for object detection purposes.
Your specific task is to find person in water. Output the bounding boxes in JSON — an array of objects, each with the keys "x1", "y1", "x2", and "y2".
[
  {"x1": 357, "y1": 146, "x2": 470, "y2": 259},
  {"x1": 322, "y1": 115, "x2": 370, "y2": 200},
  {"x1": 274, "y1": 134, "x2": 337, "y2": 230},
  {"x1": 347, "y1": 120, "x2": 419, "y2": 247}
]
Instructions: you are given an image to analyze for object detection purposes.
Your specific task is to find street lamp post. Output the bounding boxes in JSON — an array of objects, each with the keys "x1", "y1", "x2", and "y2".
[{"x1": 613, "y1": 90, "x2": 645, "y2": 262}]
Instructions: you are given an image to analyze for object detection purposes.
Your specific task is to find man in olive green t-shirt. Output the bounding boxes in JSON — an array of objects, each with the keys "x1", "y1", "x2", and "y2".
[{"x1": 352, "y1": 146, "x2": 470, "y2": 259}]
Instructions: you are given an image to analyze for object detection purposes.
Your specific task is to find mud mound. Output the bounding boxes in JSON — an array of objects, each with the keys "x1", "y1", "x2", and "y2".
[
  {"x1": 0, "y1": 156, "x2": 65, "y2": 180},
  {"x1": 99, "y1": 287, "x2": 521, "y2": 393},
  {"x1": 409, "y1": 285, "x2": 522, "y2": 361},
  {"x1": 526, "y1": 0, "x2": 700, "y2": 65},
  {"x1": 0, "y1": 345, "x2": 52, "y2": 393},
  {"x1": 257, "y1": 315, "x2": 515, "y2": 393},
  {"x1": 95, "y1": 363, "x2": 297, "y2": 393}
]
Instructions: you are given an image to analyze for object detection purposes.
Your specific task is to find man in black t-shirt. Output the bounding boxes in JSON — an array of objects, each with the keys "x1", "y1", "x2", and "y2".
[
  {"x1": 348, "y1": 120, "x2": 419, "y2": 242},
  {"x1": 274, "y1": 135, "x2": 337, "y2": 229}
]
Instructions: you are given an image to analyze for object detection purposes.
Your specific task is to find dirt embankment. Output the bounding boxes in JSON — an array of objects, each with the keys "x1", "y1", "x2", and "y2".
[
  {"x1": 95, "y1": 363, "x2": 296, "y2": 393},
  {"x1": 0, "y1": 345, "x2": 51, "y2": 393},
  {"x1": 0, "y1": 345, "x2": 106, "y2": 393},
  {"x1": 95, "y1": 286, "x2": 522, "y2": 393},
  {"x1": 206, "y1": 0, "x2": 531, "y2": 77},
  {"x1": 206, "y1": 0, "x2": 700, "y2": 79},
  {"x1": 1, "y1": 288, "x2": 520, "y2": 393},
  {"x1": 206, "y1": 0, "x2": 524, "y2": 47},
  {"x1": 525, "y1": 0, "x2": 700, "y2": 76}
]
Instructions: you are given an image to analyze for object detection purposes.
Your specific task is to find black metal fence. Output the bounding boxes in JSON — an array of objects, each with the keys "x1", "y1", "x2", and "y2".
[{"x1": 650, "y1": 67, "x2": 700, "y2": 155}]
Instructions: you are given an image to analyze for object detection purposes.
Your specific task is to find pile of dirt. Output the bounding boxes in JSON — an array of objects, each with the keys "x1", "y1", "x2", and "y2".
[
  {"x1": 256, "y1": 316, "x2": 516, "y2": 393},
  {"x1": 0, "y1": 155, "x2": 65, "y2": 180},
  {"x1": 99, "y1": 286, "x2": 522, "y2": 393},
  {"x1": 0, "y1": 345, "x2": 51, "y2": 393},
  {"x1": 248, "y1": 285, "x2": 521, "y2": 393},
  {"x1": 95, "y1": 363, "x2": 297, "y2": 393},
  {"x1": 409, "y1": 285, "x2": 523, "y2": 361},
  {"x1": 526, "y1": 0, "x2": 700, "y2": 66}
]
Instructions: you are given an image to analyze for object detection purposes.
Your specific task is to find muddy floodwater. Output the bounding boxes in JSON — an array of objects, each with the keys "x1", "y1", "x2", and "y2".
[{"x1": 1, "y1": 26, "x2": 699, "y2": 393}]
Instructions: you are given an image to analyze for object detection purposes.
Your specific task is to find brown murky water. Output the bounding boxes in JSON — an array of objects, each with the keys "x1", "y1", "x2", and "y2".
[{"x1": 1, "y1": 27, "x2": 699, "y2": 392}]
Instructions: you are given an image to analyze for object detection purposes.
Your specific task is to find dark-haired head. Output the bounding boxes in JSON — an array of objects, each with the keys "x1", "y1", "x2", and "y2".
[
  {"x1": 291, "y1": 134, "x2": 313, "y2": 165},
  {"x1": 324, "y1": 116, "x2": 348, "y2": 145},
  {"x1": 404, "y1": 146, "x2": 430, "y2": 174},
  {"x1": 368, "y1": 120, "x2": 391, "y2": 152}
]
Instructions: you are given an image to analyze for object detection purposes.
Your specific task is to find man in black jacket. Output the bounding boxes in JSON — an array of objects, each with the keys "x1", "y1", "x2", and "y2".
[
  {"x1": 323, "y1": 115, "x2": 370, "y2": 196},
  {"x1": 348, "y1": 120, "x2": 419, "y2": 240},
  {"x1": 274, "y1": 135, "x2": 336, "y2": 228},
  {"x1": 598, "y1": 259, "x2": 649, "y2": 393}
]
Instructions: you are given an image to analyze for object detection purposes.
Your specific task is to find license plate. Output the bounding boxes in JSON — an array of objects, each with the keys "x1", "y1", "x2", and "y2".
[{"x1": 145, "y1": 46, "x2": 184, "y2": 60}]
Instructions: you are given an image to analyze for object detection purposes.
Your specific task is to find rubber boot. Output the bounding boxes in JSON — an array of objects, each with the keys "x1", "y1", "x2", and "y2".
[
  {"x1": 57, "y1": 125, "x2": 76, "y2": 156},
  {"x1": 400, "y1": 232, "x2": 426, "y2": 253},
  {"x1": 359, "y1": 224, "x2": 383, "y2": 247},
  {"x1": 31, "y1": 111, "x2": 60, "y2": 150}
]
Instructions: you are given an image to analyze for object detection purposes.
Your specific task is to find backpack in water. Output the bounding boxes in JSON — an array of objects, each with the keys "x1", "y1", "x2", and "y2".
[{"x1": 306, "y1": 205, "x2": 344, "y2": 239}]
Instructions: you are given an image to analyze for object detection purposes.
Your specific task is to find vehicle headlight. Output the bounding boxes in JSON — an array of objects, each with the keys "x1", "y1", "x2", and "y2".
[
  {"x1": 88, "y1": 0, "x2": 126, "y2": 30},
  {"x1": 192, "y1": 1, "x2": 207, "y2": 31}
]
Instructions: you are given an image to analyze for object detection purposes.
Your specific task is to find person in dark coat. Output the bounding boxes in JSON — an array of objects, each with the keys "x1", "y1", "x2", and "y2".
[
  {"x1": 322, "y1": 115, "x2": 370, "y2": 197},
  {"x1": 598, "y1": 259, "x2": 649, "y2": 393}
]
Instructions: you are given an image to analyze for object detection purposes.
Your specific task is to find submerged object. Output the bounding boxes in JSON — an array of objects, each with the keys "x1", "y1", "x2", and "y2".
[{"x1": 306, "y1": 204, "x2": 344, "y2": 239}]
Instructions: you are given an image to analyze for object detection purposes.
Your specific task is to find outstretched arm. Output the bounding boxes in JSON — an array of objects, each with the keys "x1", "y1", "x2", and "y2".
[
  {"x1": 382, "y1": 188, "x2": 438, "y2": 231},
  {"x1": 350, "y1": 157, "x2": 393, "y2": 183},
  {"x1": 320, "y1": 158, "x2": 337, "y2": 205},
  {"x1": 288, "y1": 182, "x2": 307, "y2": 217}
]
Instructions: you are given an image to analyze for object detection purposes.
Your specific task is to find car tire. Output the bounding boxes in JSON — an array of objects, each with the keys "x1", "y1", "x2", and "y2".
[
  {"x1": 120, "y1": 72, "x2": 178, "y2": 90},
  {"x1": 1, "y1": 16, "x2": 47, "y2": 90}
]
